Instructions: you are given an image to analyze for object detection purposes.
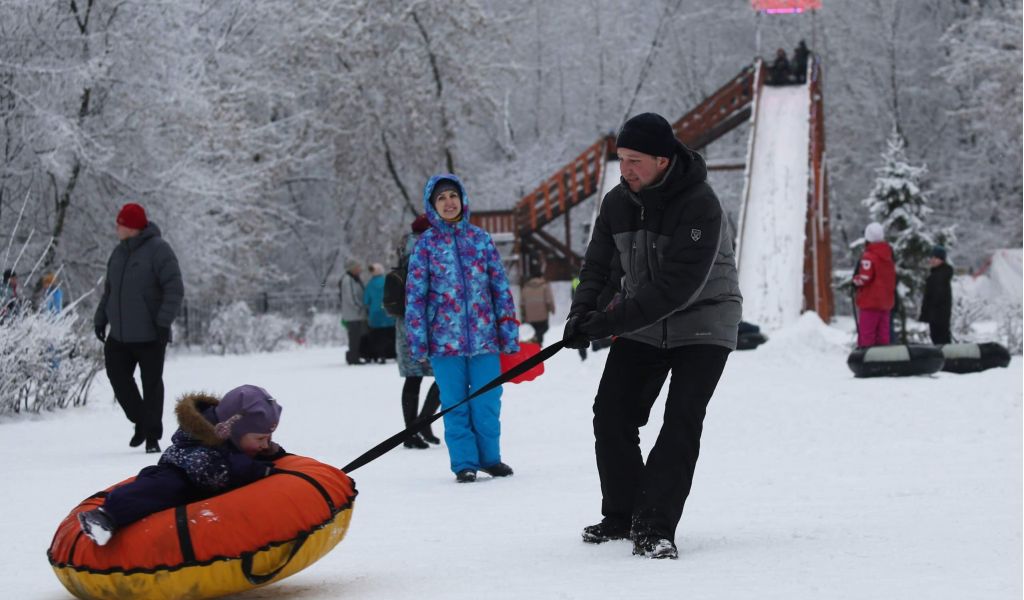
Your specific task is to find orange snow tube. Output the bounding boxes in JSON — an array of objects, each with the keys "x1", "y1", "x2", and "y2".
[{"x1": 48, "y1": 454, "x2": 356, "y2": 600}]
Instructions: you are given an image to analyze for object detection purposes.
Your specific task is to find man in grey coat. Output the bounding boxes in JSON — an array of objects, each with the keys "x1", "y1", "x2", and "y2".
[
  {"x1": 95, "y1": 203, "x2": 184, "y2": 453},
  {"x1": 339, "y1": 259, "x2": 368, "y2": 365},
  {"x1": 564, "y1": 113, "x2": 742, "y2": 559}
]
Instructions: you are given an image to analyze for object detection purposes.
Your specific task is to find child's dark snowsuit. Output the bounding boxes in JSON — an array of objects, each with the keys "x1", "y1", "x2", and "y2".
[{"x1": 99, "y1": 392, "x2": 285, "y2": 528}]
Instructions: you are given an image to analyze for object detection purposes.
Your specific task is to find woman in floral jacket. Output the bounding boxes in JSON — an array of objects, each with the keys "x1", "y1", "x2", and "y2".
[{"x1": 405, "y1": 174, "x2": 519, "y2": 483}]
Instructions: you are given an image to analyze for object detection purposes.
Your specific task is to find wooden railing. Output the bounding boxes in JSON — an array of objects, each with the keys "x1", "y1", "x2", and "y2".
[
  {"x1": 479, "y1": 64, "x2": 763, "y2": 281},
  {"x1": 513, "y1": 137, "x2": 610, "y2": 235},
  {"x1": 673, "y1": 65, "x2": 757, "y2": 150},
  {"x1": 470, "y1": 210, "x2": 517, "y2": 235},
  {"x1": 803, "y1": 56, "x2": 834, "y2": 321}
]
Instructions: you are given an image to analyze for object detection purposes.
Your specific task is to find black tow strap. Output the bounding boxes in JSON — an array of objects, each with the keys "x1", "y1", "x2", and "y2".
[{"x1": 342, "y1": 340, "x2": 565, "y2": 473}]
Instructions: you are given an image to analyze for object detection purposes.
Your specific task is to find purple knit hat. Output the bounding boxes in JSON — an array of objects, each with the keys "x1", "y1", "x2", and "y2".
[{"x1": 213, "y1": 385, "x2": 282, "y2": 446}]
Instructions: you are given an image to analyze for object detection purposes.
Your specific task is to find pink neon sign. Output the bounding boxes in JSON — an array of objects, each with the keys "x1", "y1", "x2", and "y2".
[{"x1": 751, "y1": 0, "x2": 822, "y2": 13}]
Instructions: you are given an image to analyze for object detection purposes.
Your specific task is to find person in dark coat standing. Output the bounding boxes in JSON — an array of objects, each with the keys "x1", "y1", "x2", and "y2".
[
  {"x1": 95, "y1": 203, "x2": 184, "y2": 454},
  {"x1": 768, "y1": 48, "x2": 792, "y2": 85},
  {"x1": 563, "y1": 112, "x2": 742, "y2": 559},
  {"x1": 919, "y1": 245, "x2": 953, "y2": 345},
  {"x1": 394, "y1": 214, "x2": 442, "y2": 448},
  {"x1": 792, "y1": 40, "x2": 810, "y2": 84}
]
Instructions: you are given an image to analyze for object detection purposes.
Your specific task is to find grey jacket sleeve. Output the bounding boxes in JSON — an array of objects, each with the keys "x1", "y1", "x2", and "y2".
[
  {"x1": 154, "y1": 241, "x2": 185, "y2": 327},
  {"x1": 94, "y1": 259, "x2": 111, "y2": 329}
]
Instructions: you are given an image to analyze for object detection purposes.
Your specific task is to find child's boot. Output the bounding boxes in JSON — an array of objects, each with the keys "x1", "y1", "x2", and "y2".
[{"x1": 78, "y1": 508, "x2": 115, "y2": 546}]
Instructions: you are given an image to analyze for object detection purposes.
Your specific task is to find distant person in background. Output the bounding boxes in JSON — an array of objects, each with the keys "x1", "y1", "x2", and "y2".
[
  {"x1": 520, "y1": 268, "x2": 555, "y2": 345},
  {"x1": 792, "y1": 40, "x2": 810, "y2": 83},
  {"x1": 405, "y1": 174, "x2": 519, "y2": 483},
  {"x1": 39, "y1": 272, "x2": 63, "y2": 315},
  {"x1": 0, "y1": 268, "x2": 19, "y2": 322},
  {"x1": 768, "y1": 48, "x2": 791, "y2": 85},
  {"x1": 395, "y1": 214, "x2": 442, "y2": 449},
  {"x1": 339, "y1": 259, "x2": 368, "y2": 365},
  {"x1": 363, "y1": 263, "x2": 396, "y2": 363},
  {"x1": 919, "y1": 245, "x2": 953, "y2": 345},
  {"x1": 852, "y1": 222, "x2": 896, "y2": 347},
  {"x1": 95, "y1": 202, "x2": 184, "y2": 454}
]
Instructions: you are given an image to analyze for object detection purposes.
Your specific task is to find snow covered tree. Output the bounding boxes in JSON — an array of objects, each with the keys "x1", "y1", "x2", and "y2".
[{"x1": 862, "y1": 127, "x2": 954, "y2": 340}]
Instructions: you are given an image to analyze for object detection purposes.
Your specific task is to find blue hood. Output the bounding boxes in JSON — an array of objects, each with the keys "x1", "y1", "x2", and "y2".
[{"x1": 423, "y1": 174, "x2": 471, "y2": 232}]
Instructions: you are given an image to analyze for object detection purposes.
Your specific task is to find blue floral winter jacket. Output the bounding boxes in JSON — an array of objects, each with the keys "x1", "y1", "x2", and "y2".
[
  {"x1": 159, "y1": 392, "x2": 284, "y2": 492},
  {"x1": 404, "y1": 174, "x2": 519, "y2": 361}
]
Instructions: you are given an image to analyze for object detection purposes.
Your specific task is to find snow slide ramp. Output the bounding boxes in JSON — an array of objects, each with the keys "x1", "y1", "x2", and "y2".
[{"x1": 736, "y1": 82, "x2": 811, "y2": 330}]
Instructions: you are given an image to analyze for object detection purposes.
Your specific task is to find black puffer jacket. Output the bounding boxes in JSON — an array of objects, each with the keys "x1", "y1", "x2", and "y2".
[
  {"x1": 919, "y1": 263, "x2": 953, "y2": 325},
  {"x1": 571, "y1": 146, "x2": 742, "y2": 350},
  {"x1": 94, "y1": 222, "x2": 184, "y2": 343}
]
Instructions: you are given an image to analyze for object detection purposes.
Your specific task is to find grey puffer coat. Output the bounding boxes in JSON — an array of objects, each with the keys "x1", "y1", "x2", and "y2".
[{"x1": 94, "y1": 222, "x2": 184, "y2": 343}]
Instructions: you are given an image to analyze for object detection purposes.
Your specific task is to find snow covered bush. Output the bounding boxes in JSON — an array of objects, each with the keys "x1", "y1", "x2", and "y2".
[
  {"x1": 997, "y1": 303, "x2": 1023, "y2": 354},
  {"x1": 301, "y1": 311, "x2": 345, "y2": 347},
  {"x1": 0, "y1": 307, "x2": 102, "y2": 415},
  {"x1": 205, "y1": 301, "x2": 296, "y2": 355}
]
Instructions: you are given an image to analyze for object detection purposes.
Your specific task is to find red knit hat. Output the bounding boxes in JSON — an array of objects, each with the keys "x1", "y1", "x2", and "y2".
[
  {"x1": 116, "y1": 203, "x2": 148, "y2": 230},
  {"x1": 411, "y1": 213, "x2": 431, "y2": 233}
]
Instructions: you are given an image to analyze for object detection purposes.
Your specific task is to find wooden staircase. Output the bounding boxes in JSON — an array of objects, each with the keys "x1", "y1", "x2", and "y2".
[{"x1": 470, "y1": 64, "x2": 760, "y2": 281}]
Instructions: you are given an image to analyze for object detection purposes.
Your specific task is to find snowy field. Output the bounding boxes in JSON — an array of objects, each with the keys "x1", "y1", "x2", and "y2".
[{"x1": 1, "y1": 315, "x2": 1021, "y2": 600}]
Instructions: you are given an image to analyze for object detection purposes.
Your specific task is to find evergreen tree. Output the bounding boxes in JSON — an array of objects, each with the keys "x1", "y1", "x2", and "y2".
[{"x1": 861, "y1": 127, "x2": 955, "y2": 341}]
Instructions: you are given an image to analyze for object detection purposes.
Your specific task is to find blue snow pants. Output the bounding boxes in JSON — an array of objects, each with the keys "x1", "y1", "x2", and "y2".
[{"x1": 430, "y1": 353, "x2": 503, "y2": 473}]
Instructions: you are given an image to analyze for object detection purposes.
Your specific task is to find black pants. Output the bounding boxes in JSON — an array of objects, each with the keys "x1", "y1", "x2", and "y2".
[
  {"x1": 104, "y1": 337, "x2": 167, "y2": 441},
  {"x1": 593, "y1": 338, "x2": 730, "y2": 540},
  {"x1": 529, "y1": 320, "x2": 549, "y2": 345},
  {"x1": 929, "y1": 321, "x2": 951, "y2": 345},
  {"x1": 344, "y1": 320, "x2": 368, "y2": 364},
  {"x1": 102, "y1": 465, "x2": 209, "y2": 527},
  {"x1": 402, "y1": 376, "x2": 441, "y2": 435}
]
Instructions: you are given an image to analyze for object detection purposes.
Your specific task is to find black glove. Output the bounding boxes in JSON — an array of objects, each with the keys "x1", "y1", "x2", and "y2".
[
  {"x1": 562, "y1": 314, "x2": 590, "y2": 350},
  {"x1": 578, "y1": 311, "x2": 615, "y2": 340},
  {"x1": 156, "y1": 326, "x2": 170, "y2": 345},
  {"x1": 95, "y1": 325, "x2": 106, "y2": 343}
]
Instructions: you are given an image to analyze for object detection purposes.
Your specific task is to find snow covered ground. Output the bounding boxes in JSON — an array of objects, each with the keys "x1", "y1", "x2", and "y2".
[{"x1": 1, "y1": 315, "x2": 1020, "y2": 600}]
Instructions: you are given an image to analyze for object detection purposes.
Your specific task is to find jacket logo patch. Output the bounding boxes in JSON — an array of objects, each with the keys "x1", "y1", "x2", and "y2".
[{"x1": 690, "y1": 229, "x2": 702, "y2": 242}]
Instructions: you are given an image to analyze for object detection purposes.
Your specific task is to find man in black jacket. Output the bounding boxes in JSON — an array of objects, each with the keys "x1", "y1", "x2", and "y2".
[
  {"x1": 95, "y1": 203, "x2": 184, "y2": 453},
  {"x1": 564, "y1": 113, "x2": 742, "y2": 559},
  {"x1": 919, "y1": 245, "x2": 953, "y2": 344}
]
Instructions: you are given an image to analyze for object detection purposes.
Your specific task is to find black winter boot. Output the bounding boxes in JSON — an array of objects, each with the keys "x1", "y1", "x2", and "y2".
[
  {"x1": 482, "y1": 462, "x2": 513, "y2": 477},
  {"x1": 455, "y1": 469, "x2": 477, "y2": 483},
  {"x1": 403, "y1": 433, "x2": 429, "y2": 449},
  {"x1": 145, "y1": 439, "x2": 161, "y2": 454},
  {"x1": 582, "y1": 518, "x2": 631, "y2": 544}
]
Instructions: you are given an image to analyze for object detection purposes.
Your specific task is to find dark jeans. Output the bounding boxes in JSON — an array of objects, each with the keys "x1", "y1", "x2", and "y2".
[
  {"x1": 929, "y1": 321, "x2": 951, "y2": 345},
  {"x1": 402, "y1": 376, "x2": 441, "y2": 435},
  {"x1": 344, "y1": 320, "x2": 368, "y2": 364},
  {"x1": 528, "y1": 320, "x2": 549, "y2": 345},
  {"x1": 593, "y1": 338, "x2": 730, "y2": 541},
  {"x1": 104, "y1": 337, "x2": 167, "y2": 441},
  {"x1": 102, "y1": 464, "x2": 210, "y2": 527}
]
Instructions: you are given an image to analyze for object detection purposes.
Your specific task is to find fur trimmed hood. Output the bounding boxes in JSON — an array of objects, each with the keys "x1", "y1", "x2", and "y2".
[{"x1": 174, "y1": 392, "x2": 224, "y2": 447}]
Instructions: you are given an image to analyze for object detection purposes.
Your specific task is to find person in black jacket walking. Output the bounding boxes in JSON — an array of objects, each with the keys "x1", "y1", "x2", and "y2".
[
  {"x1": 919, "y1": 245, "x2": 953, "y2": 345},
  {"x1": 95, "y1": 203, "x2": 184, "y2": 453},
  {"x1": 564, "y1": 112, "x2": 742, "y2": 559}
]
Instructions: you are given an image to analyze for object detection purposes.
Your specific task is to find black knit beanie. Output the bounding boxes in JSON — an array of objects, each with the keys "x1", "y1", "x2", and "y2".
[
  {"x1": 616, "y1": 112, "x2": 680, "y2": 158},
  {"x1": 431, "y1": 180, "x2": 461, "y2": 204}
]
